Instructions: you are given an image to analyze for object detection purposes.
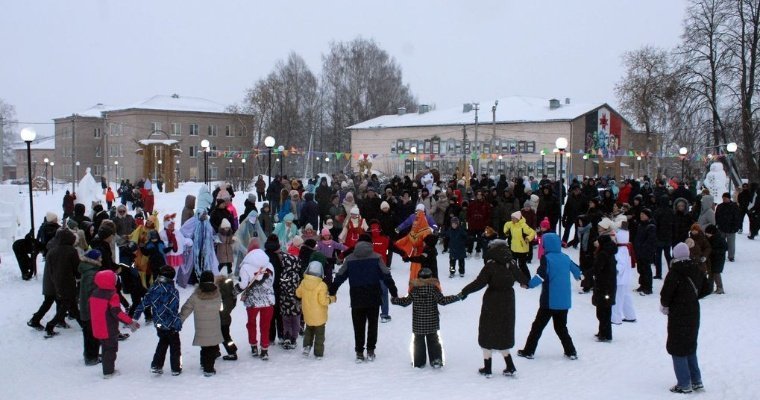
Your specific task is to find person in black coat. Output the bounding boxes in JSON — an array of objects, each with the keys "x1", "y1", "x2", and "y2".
[
  {"x1": 299, "y1": 192, "x2": 320, "y2": 230},
  {"x1": 660, "y1": 242, "x2": 704, "y2": 393},
  {"x1": 592, "y1": 234, "x2": 617, "y2": 342},
  {"x1": 36, "y1": 212, "x2": 61, "y2": 259},
  {"x1": 562, "y1": 185, "x2": 586, "y2": 246},
  {"x1": 536, "y1": 186, "x2": 560, "y2": 231},
  {"x1": 43, "y1": 229, "x2": 82, "y2": 337},
  {"x1": 13, "y1": 231, "x2": 37, "y2": 280},
  {"x1": 704, "y1": 225, "x2": 727, "y2": 294},
  {"x1": 653, "y1": 194, "x2": 674, "y2": 278},
  {"x1": 672, "y1": 198, "x2": 695, "y2": 246},
  {"x1": 209, "y1": 198, "x2": 235, "y2": 234},
  {"x1": 239, "y1": 193, "x2": 258, "y2": 224},
  {"x1": 404, "y1": 234, "x2": 440, "y2": 280},
  {"x1": 90, "y1": 224, "x2": 116, "y2": 271},
  {"x1": 714, "y1": 192, "x2": 740, "y2": 262},
  {"x1": 315, "y1": 177, "x2": 333, "y2": 221},
  {"x1": 634, "y1": 209, "x2": 658, "y2": 294},
  {"x1": 459, "y1": 240, "x2": 528, "y2": 377},
  {"x1": 737, "y1": 183, "x2": 751, "y2": 233},
  {"x1": 92, "y1": 203, "x2": 108, "y2": 233}
]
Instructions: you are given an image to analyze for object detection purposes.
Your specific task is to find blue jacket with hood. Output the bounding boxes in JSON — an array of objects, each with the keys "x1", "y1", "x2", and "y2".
[{"x1": 528, "y1": 233, "x2": 581, "y2": 310}]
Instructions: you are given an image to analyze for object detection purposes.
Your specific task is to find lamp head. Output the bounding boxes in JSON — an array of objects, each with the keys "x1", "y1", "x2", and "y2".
[
  {"x1": 727, "y1": 142, "x2": 738, "y2": 153},
  {"x1": 264, "y1": 136, "x2": 275, "y2": 148},
  {"x1": 20, "y1": 127, "x2": 37, "y2": 142},
  {"x1": 75, "y1": 161, "x2": 80, "y2": 166},
  {"x1": 44, "y1": 158, "x2": 49, "y2": 163},
  {"x1": 637, "y1": 156, "x2": 642, "y2": 161},
  {"x1": 277, "y1": 145, "x2": 284, "y2": 152},
  {"x1": 325, "y1": 157, "x2": 330, "y2": 162},
  {"x1": 201, "y1": 139, "x2": 210, "y2": 148},
  {"x1": 410, "y1": 146, "x2": 417, "y2": 154},
  {"x1": 583, "y1": 154, "x2": 589, "y2": 160},
  {"x1": 241, "y1": 158, "x2": 246, "y2": 163},
  {"x1": 114, "y1": 161, "x2": 118, "y2": 165},
  {"x1": 49, "y1": 161, "x2": 54, "y2": 166},
  {"x1": 555, "y1": 137, "x2": 568, "y2": 150},
  {"x1": 679, "y1": 147, "x2": 688, "y2": 156},
  {"x1": 552, "y1": 148, "x2": 559, "y2": 154}
]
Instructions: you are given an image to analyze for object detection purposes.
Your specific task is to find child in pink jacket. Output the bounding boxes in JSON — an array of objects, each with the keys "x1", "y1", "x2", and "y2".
[{"x1": 90, "y1": 270, "x2": 140, "y2": 378}]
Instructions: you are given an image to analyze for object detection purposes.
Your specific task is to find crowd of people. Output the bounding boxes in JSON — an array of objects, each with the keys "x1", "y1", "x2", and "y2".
[{"x1": 13, "y1": 170, "x2": 759, "y2": 393}]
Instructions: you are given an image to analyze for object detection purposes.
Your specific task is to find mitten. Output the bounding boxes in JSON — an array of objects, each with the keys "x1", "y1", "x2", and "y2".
[
  {"x1": 128, "y1": 321, "x2": 141, "y2": 332},
  {"x1": 457, "y1": 292, "x2": 467, "y2": 301},
  {"x1": 660, "y1": 306, "x2": 669, "y2": 315}
]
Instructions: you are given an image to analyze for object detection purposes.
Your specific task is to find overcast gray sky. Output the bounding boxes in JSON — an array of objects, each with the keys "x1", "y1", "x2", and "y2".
[{"x1": 2, "y1": 0, "x2": 686, "y2": 137}]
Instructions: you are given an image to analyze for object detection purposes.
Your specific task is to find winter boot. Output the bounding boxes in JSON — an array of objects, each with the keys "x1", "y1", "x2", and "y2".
[
  {"x1": 150, "y1": 367, "x2": 163, "y2": 374},
  {"x1": 367, "y1": 351, "x2": 376, "y2": 361},
  {"x1": 303, "y1": 346, "x2": 312, "y2": 357},
  {"x1": 251, "y1": 345, "x2": 259, "y2": 357},
  {"x1": 27, "y1": 319, "x2": 44, "y2": 331},
  {"x1": 259, "y1": 349, "x2": 269, "y2": 360},
  {"x1": 669, "y1": 385, "x2": 692, "y2": 394},
  {"x1": 714, "y1": 273, "x2": 725, "y2": 294},
  {"x1": 478, "y1": 358, "x2": 492, "y2": 378},
  {"x1": 503, "y1": 354, "x2": 517, "y2": 376},
  {"x1": 516, "y1": 349, "x2": 534, "y2": 359},
  {"x1": 355, "y1": 352, "x2": 365, "y2": 363},
  {"x1": 431, "y1": 359, "x2": 443, "y2": 369}
]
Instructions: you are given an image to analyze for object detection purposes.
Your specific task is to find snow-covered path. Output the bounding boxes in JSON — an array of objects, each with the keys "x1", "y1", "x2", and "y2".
[{"x1": 1, "y1": 183, "x2": 757, "y2": 400}]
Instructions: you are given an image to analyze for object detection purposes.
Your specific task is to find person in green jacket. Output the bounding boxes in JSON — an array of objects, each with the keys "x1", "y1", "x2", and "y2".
[{"x1": 79, "y1": 249, "x2": 102, "y2": 366}]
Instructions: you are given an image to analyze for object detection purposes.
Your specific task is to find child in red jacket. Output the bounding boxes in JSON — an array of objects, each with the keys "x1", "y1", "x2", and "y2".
[{"x1": 90, "y1": 270, "x2": 140, "y2": 378}]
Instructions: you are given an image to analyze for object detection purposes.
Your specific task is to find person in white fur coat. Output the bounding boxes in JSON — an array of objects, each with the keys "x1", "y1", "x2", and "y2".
[{"x1": 612, "y1": 225, "x2": 637, "y2": 324}]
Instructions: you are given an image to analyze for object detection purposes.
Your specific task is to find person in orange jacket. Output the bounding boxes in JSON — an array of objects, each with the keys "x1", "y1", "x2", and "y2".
[{"x1": 105, "y1": 187, "x2": 116, "y2": 209}]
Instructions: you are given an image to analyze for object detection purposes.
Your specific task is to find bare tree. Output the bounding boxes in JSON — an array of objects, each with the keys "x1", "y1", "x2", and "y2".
[
  {"x1": 725, "y1": 0, "x2": 760, "y2": 177},
  {"x1": 321, "y1": 37, "x2": 417, "y2": 152},
  {"x1": 0, "y1": 99, "x2": 18, "y2": 173}
]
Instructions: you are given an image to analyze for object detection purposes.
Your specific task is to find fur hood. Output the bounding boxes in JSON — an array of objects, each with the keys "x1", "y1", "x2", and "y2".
[
  {"x1": 410, "y1": 277, "x2": 441, "y2": 288},
  {"x1": 79, "y1": 256, "x2": 102, "y2": 267}
]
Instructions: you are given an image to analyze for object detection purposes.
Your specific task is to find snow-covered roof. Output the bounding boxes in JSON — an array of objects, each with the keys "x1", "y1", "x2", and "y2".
[
  {"x1": 11, "y1": 135, "x2": 55, "y2": 150},
  {"x1": 61, "y1": 94, "x2": 232, "y2": 119},
  {"x1": 348, "y1": 96, "x2": 606, "y2": 130}
]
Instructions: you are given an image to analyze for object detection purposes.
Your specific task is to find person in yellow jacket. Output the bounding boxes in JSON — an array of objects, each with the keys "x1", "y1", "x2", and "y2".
[
  {"x1": 503, "y1": 211, "x2": 536, "y2": 278},
  {"x1": 295, "y1": 260, "x2": 337, "y2": 359}
]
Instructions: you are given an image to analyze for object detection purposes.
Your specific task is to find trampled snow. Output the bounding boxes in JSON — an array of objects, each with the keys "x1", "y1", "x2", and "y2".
[{"x1": 1, "y1": 183, "x2": 758, "y2": 400}]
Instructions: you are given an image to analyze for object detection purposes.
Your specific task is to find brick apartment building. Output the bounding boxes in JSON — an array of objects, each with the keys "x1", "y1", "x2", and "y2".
[{"x1": 53, "y1": 94, "x2": 254, "y2": 185}]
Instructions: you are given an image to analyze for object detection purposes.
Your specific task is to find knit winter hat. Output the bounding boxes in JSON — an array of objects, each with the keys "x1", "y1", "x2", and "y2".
[
  {"x1": 148, "y1": 230, "x2": 160, "y2": 240},
  {"x1": 220, "y1": 218, "x2": 231, "y2": 229},
  {"x1": 690, "y1": 223, "x2": 703, "y2": 233},
  {"x1": 200, "y1": 270, "x2": 215, "y2": 283},
  {"x1": 598, "y1": 218, "x2": 615, "y2": 232},
  {"x1": 418, "y1": 268, "x2": 433, "y2": 279},
  {"x1": 98, "y1": 224, "x2": 115, "y2": 239},
  {"x1": 540, "y1": 218, "x2": 550, "y2": 230},
  {"x1": 247, "y1": 238, "x2": 261, "y2": 252},
  {"x1": 46, "y1": 212, "x2": 58, "y2": 224},
  {"x1": 291, "y1": 235, "x2": 304, "y2": 248},
  {"x1": 283, "y1": 213, "x2": 295, "y2": 222},
  {"x1": 304, "y1": 223, "x2": 314, "y2": 232},
  {"x1": 289, "y1": 190, "x2": 300, "y2": 197},
  {"x1": 304, "y1": 238, "x2": 317, "y2": 249},
  {"x1": 350, "y1": 206, "x2": 360, "y2": 215},
  {"x1": 358, "y1": 233, "x2": 372, "y2": 243},
  {"x1": 511, "y1": 211, "x2": 522, "y2": 220},
  {"x1": 416, "y1": 203, "x2": 425, "y2": 212},
  {"x1": 84, "y1": 249, "x2": 101, "y2": 260},
  {"x1": 159, "y1": 265, "x2": 176, "y2": 280},
  {"x1": 248, "y1": 193, "x2": 256, "y2": 203},
  {"x1": 673, "y1": 242, "x2": 690, "y2": 261},
  {"x1": 530, "y1": 194, "x2": 539, "y2": 203},
  {"x1": 450, "y1": 217, "x2": 460, "y2": 225},
  {"x1": 380, "y1": 201, "x2": 390, "y2": 210},
  {"x1": 264, "y1": 234, "x2": 280, "y2": 252},
  {"x1": 704, "y1": 224, "x2": 719, "y2": 235},
  {"x1": 321, "y1": 228, "x2": 331, "y2": 237},
  {"x1": 305, "y1": 261, "x2": 324, "y2": 278},
  {"x1": 640, "y1": 208, "x2": 653, "y2": 219}
]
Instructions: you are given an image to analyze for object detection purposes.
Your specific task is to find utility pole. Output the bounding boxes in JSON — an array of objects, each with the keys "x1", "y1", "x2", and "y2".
[
  {"x1": 462, "y1": 125, "x2": 468, "y2": 187},
  {"x1": 473, "y1": 102, "x2": 479, "y2": 175},
  {"x1": 0, "y1": 116, "x2": 4, "y2": 181},
  {"x1": 103, "y1": 113, "x2": 109, "y2": 182},
  {"x1": 492, "y1": 100, "x2": 498, "y2": 176}
]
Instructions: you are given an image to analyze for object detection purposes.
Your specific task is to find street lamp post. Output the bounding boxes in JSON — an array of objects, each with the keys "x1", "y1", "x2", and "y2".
[
  {"x1": 264, "y1": 136, "x2": 275, "y2": 200},
  {"x1": 157, "y1": 159, "x2": 163, "y2": 184},
  {"x1": 325, "y1": 157, "x2": 330, "y2": 174},
  {"x1": 410, "y1": 146, "x2": 417, "y2": 178},
  {"x1": 636, "y1": 156, "x2": 642, "y2": 178},
  {"x1": 50, "y1": 162, "x2": 55, "y2": 195},
  {"x1": 540, "y1": 149, "x2": 546, "y2": 176},
  {"x1": 556, "y1": 137, "x2": 568, "y2": 239},
  {"x1": 679, "y1": 147, "x2": 688, "y2": 182},
  {"x1": 582, "y1": 154, "x2": 588, "y2": 178},
  {"x1": 114, "y1": 160, "x2": 119, "y2": 185},
  {"x1": 74, "y1": 161, "x2": 80, "y2": 193},
  {"x1": 552, "y1": 148, "x2": 559, "y2": 180},
  {"x1": 201, "y1": 139, "x2": 210, "y2": 186},
  {"x1": 241, "y1": 158, "x2": 246, "y2": 190},
  {"x1": 21, "y1": 128, "x2": 36, "y2": 243},
  {"x1": 176, "y1": 159, "x2": 180, "y2": 188},
  {"x1": 727, "y1": 142, "x2": 738, "y2": 198},
  {"x1": 277, "y1": 145, "x2": 284, "y2": 177},
  {"x1": 44, "y1": 157, "x2": 49, "y2": 195}
]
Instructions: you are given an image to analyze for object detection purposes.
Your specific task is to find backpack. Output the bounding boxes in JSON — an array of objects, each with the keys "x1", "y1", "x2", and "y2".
[{"x1": 686, "y1": 271, "x2": 713, "y2": 299}]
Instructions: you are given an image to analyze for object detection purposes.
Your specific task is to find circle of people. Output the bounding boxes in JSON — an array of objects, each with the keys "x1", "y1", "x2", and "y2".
[{"x1": 18, "y1": 172, "x2": 758, "y2": 392}]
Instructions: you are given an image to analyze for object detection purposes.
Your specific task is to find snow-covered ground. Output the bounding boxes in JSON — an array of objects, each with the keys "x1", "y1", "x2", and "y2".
[{"x1": 1, "y1": 183, "x2": 758, "y2": 400}]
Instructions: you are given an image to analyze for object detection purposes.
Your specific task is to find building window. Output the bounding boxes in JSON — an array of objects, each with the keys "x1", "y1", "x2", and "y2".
[
  {"x1": 237, "y1": 126, "x2": 244, "y2": 137},
  {"x1": 109, "y1": 144, "x2": 123, "y2": 158},
  {"x1": 424, "y1": 139, "x2": 431, "y2": 154},
  {"x1": 526, "y1": 141, "x2": 536, "y2": 153},
  {"x1": 93, "y1": 165, "x2": 101, "y2": 176},
  {"x1": 209, "y1": 145, "x2": 218, "y2": 158},
  {"x1": 209, "y1": 166, "x2": 218, "y2": 179},
  {"x1": 432, "y1": 138, "x2": 440, "y2": 154},
  {"x1": 225, "y1": 125, "x2": 233, "y2": 137},
  {"x1": 94, "y1": 128, "x2": 101, "y2": 138},
  {"x1": 95, "y1": 146, "x2": 102, "y2": 158},
  {"x1": 189, "y1": 145, "x2": 197, "y2": 158},
  {"x1": 172, "y1": 123, "x2": 181, "y2": 136},
  {"x1": 189, "y1": 123, "x2": 199, "y2": 136},
  {"x1": 109, "y1": 123, "x2": 122, "y2": 136},
  {"x1": 208, "y1": 125, "x2": 217, "y2": 137},
  {"x1": 151, "y1": 122, "x2": 162, "y2": 133}
]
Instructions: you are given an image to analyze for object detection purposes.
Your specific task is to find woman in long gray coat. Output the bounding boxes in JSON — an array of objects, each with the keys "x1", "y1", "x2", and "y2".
[
  {"x1": 460, "y1": 240, "x2": 528, "y2": 377},
  {"x1": 180, "y1": 271, "x2": 223, "y2": 376}
]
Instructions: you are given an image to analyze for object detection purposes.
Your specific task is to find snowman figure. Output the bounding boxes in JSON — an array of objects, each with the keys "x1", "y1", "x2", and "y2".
[{"x1": 704, "y1": 162, "x2": 728, "y2": 198}]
